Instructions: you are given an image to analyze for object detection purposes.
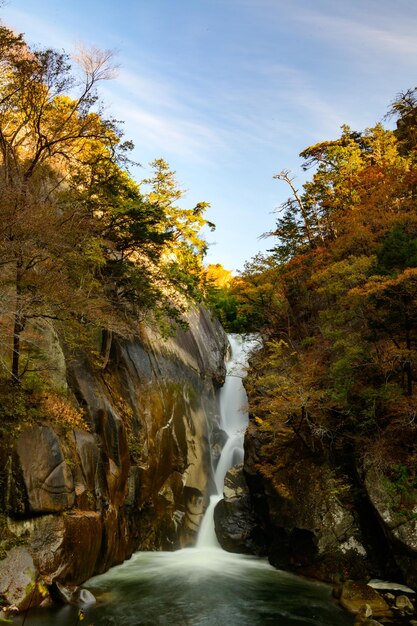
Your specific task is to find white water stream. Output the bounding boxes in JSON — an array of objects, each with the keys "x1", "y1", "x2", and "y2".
[{"x1": 196, "y1": 333, "x2": 259, "y2": 548}]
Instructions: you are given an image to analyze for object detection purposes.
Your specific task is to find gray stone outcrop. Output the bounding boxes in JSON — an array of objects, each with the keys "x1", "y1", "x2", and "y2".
[
  {"x1": 362, "y1": 457, "x2": 417, "y2": 590},
  {"x1": 0, "y1": 304, "x2": 228, "y2": 613},
  {"x1": 214, "y1": 464, "x2": 263, "y2": 554}
]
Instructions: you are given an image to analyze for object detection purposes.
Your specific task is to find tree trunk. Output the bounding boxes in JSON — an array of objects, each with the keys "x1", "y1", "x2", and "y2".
[
  {"x1": 11, "y1": 264, "x2": 24, "y2": 384},
  {"x1": 405, "y1": 306, "x2": 413, "y2": 396}
]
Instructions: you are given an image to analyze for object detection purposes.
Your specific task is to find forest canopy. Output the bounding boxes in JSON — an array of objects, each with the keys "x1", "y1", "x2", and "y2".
[
  {"x1": 211, "y1": 87, "x2": 417, "y2": 464},
  {"x1": 0, "y1": 24, "x2": 213, "y2": 385}
]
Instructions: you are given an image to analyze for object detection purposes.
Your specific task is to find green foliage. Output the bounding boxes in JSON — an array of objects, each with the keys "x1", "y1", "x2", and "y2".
[
  {"x1": 377, "y1": 224, "x2": 417, "y2": 274},
  {"x1": 382, "y1": 464, "x2": 417, "y2": 516},
  {"x1": 244, "y1": 91, "x2": 417, "y2": 469},
  {"x1": 389, "y1": 87, "x2": 417, "y2": 157},
  {"x1": 270, "y1": 198, "x2": 309, "y2": 263},
  {"x1": 0, "y1": 382, "x2": 40, "y2": 426},
  {"x1": 0, "y1": 379, "x2": 89, "y2": 434},
  {"x1": 142, "y1": 158, "x2": 215, "y2": 298},
  {"x1": 232, "y1": 254, "x2": 287, "y2": 333},
  {"x1": 206, "y1": 286, "x2": 240, "y2": 331}
]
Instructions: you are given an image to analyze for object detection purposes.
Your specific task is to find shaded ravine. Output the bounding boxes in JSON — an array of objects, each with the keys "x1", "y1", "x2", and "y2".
[{"x1": 15, "y1": 335, "x2": 353, "y2": 625}]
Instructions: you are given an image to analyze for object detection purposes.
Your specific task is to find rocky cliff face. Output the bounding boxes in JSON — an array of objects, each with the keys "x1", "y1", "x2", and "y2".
[
  {"x1": 0, "y1": 305, "x2": 227, "y2": 612},
  {"x1": 214, "y1": 421, "x2": 377, "y2": 583},
  {"x1": 215, "y1": 415, "x2": 417, "y2": 591},
  {"x1": 360, "y1": 453, "x2": 417, "y2": 590},
  {"x1": 242, "y1": 421, "x2": 375, "y2": 582}
]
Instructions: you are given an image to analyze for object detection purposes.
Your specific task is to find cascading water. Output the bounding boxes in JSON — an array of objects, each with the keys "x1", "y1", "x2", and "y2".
[
  {"x1": 23, "y1": 334, "x2": 354, "y2": 625},
  {"x1": 197, "y1": 333, "x2": 259, "y2": 548}
]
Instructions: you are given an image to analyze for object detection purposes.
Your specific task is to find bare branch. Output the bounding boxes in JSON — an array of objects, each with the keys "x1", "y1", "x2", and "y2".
[
  {"x1": 73, "y1": 43, "x2": 119, "y2": 83},
  {"x1": 273, "y1": 169, "x2": 313, "y2": 245}
]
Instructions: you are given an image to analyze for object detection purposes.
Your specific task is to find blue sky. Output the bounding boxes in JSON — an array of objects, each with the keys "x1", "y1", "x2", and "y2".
[{"x1": 2, "y1": 0, "x2": 417, "y2": 271}]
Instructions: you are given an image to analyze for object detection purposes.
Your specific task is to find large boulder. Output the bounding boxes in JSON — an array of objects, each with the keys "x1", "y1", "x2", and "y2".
[
  {"x1": 1, "y1": 304, "x2": 228, "y2": 613},
  {"x1": 214, "y1": 464, "x2": 264, "y2": 554},
  {"x1": 7, "y1": 511, "x2": 103, "y2": 585},
  {"x1": 338, "y1": 581, "x2": 392, "y2": 619}
]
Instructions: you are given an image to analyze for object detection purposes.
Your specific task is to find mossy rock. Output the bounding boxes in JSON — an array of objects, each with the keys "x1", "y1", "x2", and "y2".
[{"x1": 340, "y1": 580, "x2": 392, "y2": 618}]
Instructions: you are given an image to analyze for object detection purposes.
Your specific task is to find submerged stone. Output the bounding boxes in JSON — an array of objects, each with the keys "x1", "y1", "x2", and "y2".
[{"x1": 52, "y1": 582, "x2": 96, "y2": 606}]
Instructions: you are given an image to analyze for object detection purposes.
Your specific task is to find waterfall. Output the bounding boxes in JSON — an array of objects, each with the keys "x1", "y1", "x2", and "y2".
[
  {"x1": 196, "y1": 333, "x2": 258, "y2": 548},
  {"x1": 71, "y1": 332, "x2": 353, "y2": 626}
]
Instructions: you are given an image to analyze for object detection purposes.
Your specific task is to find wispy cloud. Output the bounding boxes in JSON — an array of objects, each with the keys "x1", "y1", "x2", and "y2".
[
  {"x1": 103, "y1": 89, "x2": 225, "y2": 161},
  {"x1": 262, "y1": 64, "x2": 345, "y2": 132},
  {"x1": 294, "y1": 10, "x2": 417, "y2": 61},
  {"x1": 218, "y1": 61, "x2": 345, "y2": 153},
  {"x1": 1, "y1": 7, "x2": 73, "y2": 50},
  {"x1": 115, "y1": 69, "x2": 182, "y2": 113}
]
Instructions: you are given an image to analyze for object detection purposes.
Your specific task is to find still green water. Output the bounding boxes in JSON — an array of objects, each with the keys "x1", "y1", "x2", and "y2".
[{"x1": 18, "y1": 547, "x2": 353, "y2": 626}]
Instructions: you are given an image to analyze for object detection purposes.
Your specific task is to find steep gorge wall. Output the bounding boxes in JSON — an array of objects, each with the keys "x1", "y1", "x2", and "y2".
[
  {"x1": 0, "y1": 305, "x2": 227, "y2": 611},
  {"x1": 218, "y1": 415, "x2": 417, "y2": 591},
  {"x1": 241, "y1": 421, "x2": 376, "y2": 581}
]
